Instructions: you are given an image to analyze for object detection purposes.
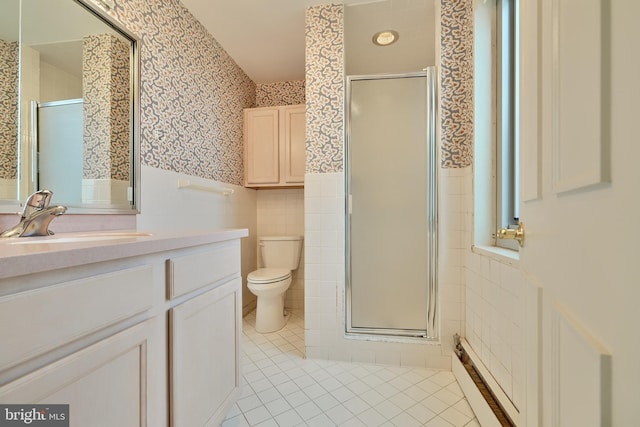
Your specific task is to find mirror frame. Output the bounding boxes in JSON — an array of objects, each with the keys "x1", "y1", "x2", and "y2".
[{"x1": 2, "y1": 0, "x2": 142, "y2": 215}]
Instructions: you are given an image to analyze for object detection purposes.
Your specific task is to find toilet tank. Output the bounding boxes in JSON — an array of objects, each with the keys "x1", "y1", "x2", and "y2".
[{"x1": 259, "y1": 236, "x2": 303, "y2": 270}]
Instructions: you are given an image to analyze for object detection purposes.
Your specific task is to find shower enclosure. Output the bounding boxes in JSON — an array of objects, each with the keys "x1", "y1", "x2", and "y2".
[{"x1": 346, "y1": 68, "x2": 438, "y2": 339}]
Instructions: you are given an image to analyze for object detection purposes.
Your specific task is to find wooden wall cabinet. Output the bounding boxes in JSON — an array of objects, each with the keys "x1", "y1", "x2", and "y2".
[{"x1": 244, "y1": 105, "x2": 306, "y2": 188}]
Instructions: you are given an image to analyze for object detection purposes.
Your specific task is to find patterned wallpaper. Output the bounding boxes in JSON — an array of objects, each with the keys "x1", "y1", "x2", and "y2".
[
  {"x1": 256, "y1": 80, "x2": 305, "y2": 107},
  {"x1": 305, "y1": 4, "x2": 344, "y2": 174},
  {"x1": 92, "y1": 0, "x2": 255, "y2": 185},
  {"x1": 0, "y1": 40, "x2": 18, "y2": 180},
  {"x1": 305, "y1": 1, "x2": 473, "y2": 173},
  {"x1": 440, "y1": 0, "x2": 474, "y2": 168},
  {"x1": 83, "y1": 34, "x2": 131, "y2": 181}
]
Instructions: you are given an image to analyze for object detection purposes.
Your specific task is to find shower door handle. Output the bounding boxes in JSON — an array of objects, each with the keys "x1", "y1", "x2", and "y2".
[{"x1": 496, "y1": 222, "x2": 525, "y2": 247}]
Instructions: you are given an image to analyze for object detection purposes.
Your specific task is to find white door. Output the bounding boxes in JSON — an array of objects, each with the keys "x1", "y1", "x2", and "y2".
[{"x1": 518, "y1": 1, "x2": 640, "y2": 425}]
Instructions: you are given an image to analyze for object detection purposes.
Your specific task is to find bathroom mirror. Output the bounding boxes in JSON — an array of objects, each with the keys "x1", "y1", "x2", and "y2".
[{"x1": 1, "y1": 0, "x2": 140, "y2": 213}]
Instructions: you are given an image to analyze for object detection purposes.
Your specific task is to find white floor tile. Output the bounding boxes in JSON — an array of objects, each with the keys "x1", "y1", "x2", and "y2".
[
  {"x1": 425, "y1": 415, "x2": 456, "y2": 426},
  {"x1": 325, "y1": 404, "x2": 354, "y2": 424},
  {"x1": 225, "y1": 310, "x2": 478, "y2": 427},
  {"x1": 405, "y1": 401, "x2": 437, "y2": 424},
  {"x1": 283, "y1": 389, "x2": 309, "y2": 407},
  {"x1": 306, "y1": 413, "x2": 336, "y2": 427},
  {"x1": 357, "y1": 407, "x2": 388, "y2": 427},
  {"x1": 237, "y1": 395, "x2": 262, "y2": 413},
  {"x1": 221, "y1": 415, "x2": 250, "y2": 427},
  {"x1": 389, "y1": 392, "x2": 417, "y2": 411},
  {"x1": 422, "y1": 395, "x2": 452, "y2": 414},
  {"x1": 273, "y1": 409, "x2": 304, "y2": 427},
  {"x1": 343, "y1": 396, "x2": 370, "y2": 416},
  {"x1": 390, "y1": 411, "x2": 423, "y2": 427},
  {"x1": 314, "y1": 393, "x2": 341, "y2": 411},
  {"x1": 375, "y1": 400, "x2": 404, "y2": 420},
  {"x1": 440, "y1": 406, "x2": 473, "y2": 427},
  {"x1": 244, "y1": 406, "x2": 271, "y2": 426},
  {"x1": 264, "y1": 397, "x2": 291, "y2": 417},
  {"x1": 294, "y1": 400, "x2": 323, "y2": 421}
]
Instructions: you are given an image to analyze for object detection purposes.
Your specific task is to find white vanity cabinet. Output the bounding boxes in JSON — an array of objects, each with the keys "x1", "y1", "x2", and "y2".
[
  {"x1": 167, "y1": 240, "x2": 242, "y2": 427},
  {"x1": 243, "y1": 104, "x2": 306, "y2": 188},
  {"x1": 0, "y1": 261, "x2": 167, "y2": 427},
  {"x1": 0, "y1": 316, "x2": 166, "y2": 427},
  {"x1": 0, "y1": 230, "x2": 247, "y2": 427}
]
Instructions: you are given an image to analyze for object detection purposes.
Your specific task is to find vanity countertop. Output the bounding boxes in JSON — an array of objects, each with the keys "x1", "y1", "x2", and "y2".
[{"x1": 0, "y1": 229, "x2": 248, "y2": 280}]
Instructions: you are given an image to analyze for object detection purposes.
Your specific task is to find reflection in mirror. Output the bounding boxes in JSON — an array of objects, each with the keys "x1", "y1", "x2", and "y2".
[
  {"x1": 0, "y1": 0, "x2": 20, "y2": 202},
  {"x1": 10, "y1": 0, "x2": 139, "y2": 213}
]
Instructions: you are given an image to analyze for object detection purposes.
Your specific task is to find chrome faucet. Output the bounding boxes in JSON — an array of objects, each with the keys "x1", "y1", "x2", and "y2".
[{"x1": 0, "y1": 190, "x2": 67, "y2": 238}]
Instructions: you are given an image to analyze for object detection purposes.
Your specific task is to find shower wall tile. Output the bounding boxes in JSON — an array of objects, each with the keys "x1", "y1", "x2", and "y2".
[
  {"x1": 304, "y1": 172, "x2": 452, "y2": 370},
  {"x1": 438, "y1": 168, "x2": 471, "y2": 358},
  {"x1": 257, "y1": 189, "x2": 305, "y2": 311}
]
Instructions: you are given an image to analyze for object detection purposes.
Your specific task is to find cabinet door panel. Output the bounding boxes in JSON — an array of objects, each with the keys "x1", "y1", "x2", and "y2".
[
  {"x1": 170, "y1": 278, "x2": 241, "y2": 427},
  {"x1": 283, "y1": 105, "x2": 306, "y2": 184},
  {"x1": 244, "y1": 108, "x2": 279, "y2": 185},
  {"x1": 0, "y1": 317, "x2": 165, "y2": 427},
  {"x1": 0, "y1": 265, "x2": 155, "y2": 371}
]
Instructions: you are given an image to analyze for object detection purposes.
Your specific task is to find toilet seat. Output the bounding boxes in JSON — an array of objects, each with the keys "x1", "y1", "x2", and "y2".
[{"x1": 248, "y1": 268, "x2": 291, "y2": 284}]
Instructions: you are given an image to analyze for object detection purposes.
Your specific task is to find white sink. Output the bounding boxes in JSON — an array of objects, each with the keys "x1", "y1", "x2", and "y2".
[{"x1": 7, "y1": 232, "x2": 153, "y2": 245}]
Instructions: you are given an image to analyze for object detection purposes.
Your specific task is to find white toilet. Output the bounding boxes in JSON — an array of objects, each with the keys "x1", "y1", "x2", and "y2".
[{"x1": 248, "y1": 235, "x2": 303, "y2": 333}]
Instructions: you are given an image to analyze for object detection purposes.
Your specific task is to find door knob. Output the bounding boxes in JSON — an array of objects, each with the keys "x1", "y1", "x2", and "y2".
[{"x1": 496, "y1": 222, "x2": 525, "y2": 247}]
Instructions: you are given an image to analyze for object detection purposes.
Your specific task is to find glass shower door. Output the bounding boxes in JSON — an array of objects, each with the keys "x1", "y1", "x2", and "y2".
[{"x1": 346, "y1": 69, "x2": 437, "y2": 338}]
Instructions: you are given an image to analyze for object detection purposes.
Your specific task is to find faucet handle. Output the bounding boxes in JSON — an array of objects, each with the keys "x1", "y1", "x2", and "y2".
[{"x1": 21, "y1": 190, "x2": 53, "y2": 218}]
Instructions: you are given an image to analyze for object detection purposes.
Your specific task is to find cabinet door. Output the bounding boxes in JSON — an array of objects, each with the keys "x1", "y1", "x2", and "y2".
[
  {"x1": 0, "y1": 317, "x2": 166, "y2": 427},
  {"x1": 244, "y1": 108, "x2": 279, "y2": 185},
  {"x1": 169, "y1": 278, "x2": 241, "y2": 427},
  {"x1": 282, "y1": 105, "x2": 306, "y2": 184}
]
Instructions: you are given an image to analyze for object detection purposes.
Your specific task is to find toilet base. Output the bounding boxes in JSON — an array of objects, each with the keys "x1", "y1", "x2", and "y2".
[{"x1": 255, "y1": 294, "x2": 289, "y2": 333}]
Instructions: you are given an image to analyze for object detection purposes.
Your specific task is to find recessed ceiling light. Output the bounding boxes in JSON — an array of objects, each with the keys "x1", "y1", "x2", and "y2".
[{"x1": 372, "y1": 30, "x2": 399, "y2": 46}]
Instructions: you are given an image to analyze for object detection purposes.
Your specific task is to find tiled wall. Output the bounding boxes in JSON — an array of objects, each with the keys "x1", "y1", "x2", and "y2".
[
  {"x1": 465, "y1": 248, "x2": 524, "y2": 409},
  {"x1": 304, "y1": 172, "x2": 451, "y2": 369},
  {"x1": 256, "y1": 189, "x2": 305, "y2": 311},
  {"x1": 256, "y1": 81, "x2": 305, "y2": 107},
  {"x1": 0, "y1": 39, "x2": 18, "y2": 182},
  {"x1": 97, "y1": 0, "x2": 255, "y2": 186},
  {"x1": 439, "y1": 168, "x2": 472, "y2": 355}
]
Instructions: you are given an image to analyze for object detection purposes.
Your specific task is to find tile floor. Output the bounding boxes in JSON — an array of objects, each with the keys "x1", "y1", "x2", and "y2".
[{"x1": 222, "y1": 311, "x2": 479, "y2": 427}]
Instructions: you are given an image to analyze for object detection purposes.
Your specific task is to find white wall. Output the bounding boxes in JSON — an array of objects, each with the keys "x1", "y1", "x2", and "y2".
[
  {"x1": 136, "y1": 165, "x2": 257, "y2": 313},
  {"x1": 39, "y1": 60, "x2": 82, "y2": 102}
]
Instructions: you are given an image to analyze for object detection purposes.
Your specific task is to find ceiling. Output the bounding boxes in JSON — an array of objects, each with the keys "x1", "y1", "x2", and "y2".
[{"x1": 179, "y1": 0, "x2": 385, "y2": 84}]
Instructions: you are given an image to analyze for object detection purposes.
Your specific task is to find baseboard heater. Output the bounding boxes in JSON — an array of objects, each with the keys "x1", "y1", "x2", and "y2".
[{"x1": 451, "y1": 336, "x2": 519, "y2": 427}]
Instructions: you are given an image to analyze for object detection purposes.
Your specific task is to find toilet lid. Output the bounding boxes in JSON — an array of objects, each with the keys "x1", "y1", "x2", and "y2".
[{"x1": 248, "y1": 268, "x2": 291, "y2": 284}]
